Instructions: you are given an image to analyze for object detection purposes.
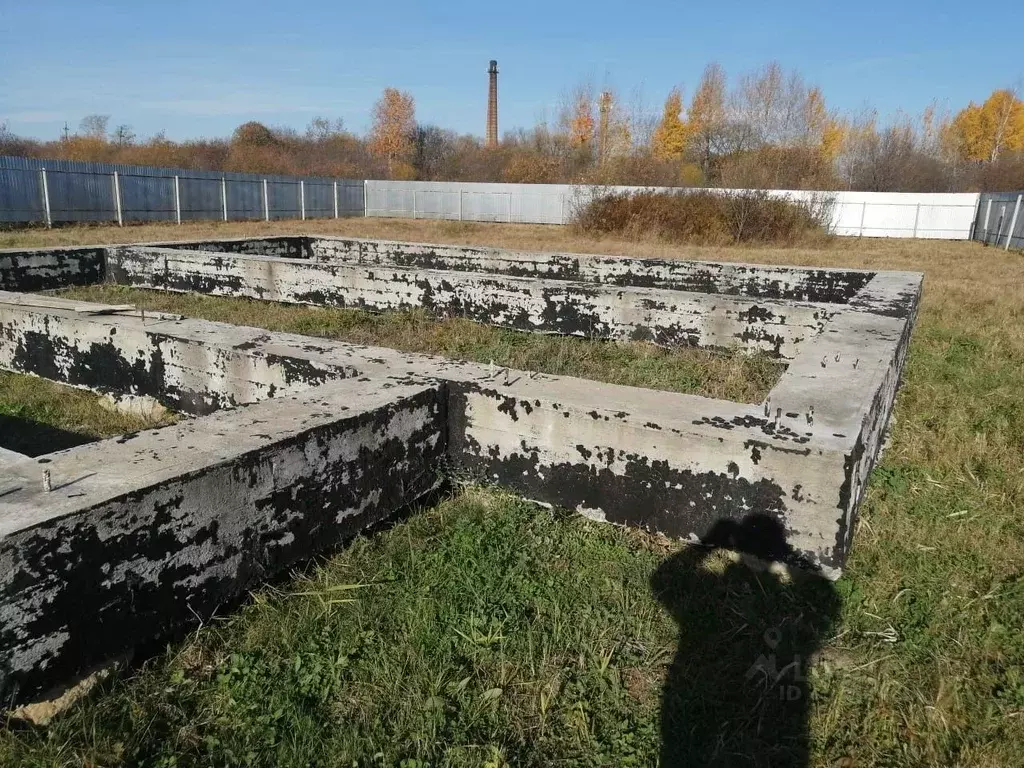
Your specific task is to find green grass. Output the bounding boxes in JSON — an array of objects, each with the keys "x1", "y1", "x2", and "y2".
[
  {"x1": 2, "y1": 237, "x2": 1024, "y2": 765},
  {"x1": 0, "y1": 488, "x2": 838, "y2": 767},
  {"x1": 51, "y1": 285, "x2": 785, "y2": 404},
  {"x1": 0, "y1": 371, "x2": 175, "y2": 456}
]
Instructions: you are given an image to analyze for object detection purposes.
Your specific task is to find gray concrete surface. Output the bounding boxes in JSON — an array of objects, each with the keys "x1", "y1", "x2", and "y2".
[
  {"x1": 1, "y1": 375, "x2": 445, "y2": 702},
  {"x1": 107, "y1": 244, "x2": 835, "y2": 357},
  {"x1": 0, "y1": 236, "x2": 923, "y2": 705}
]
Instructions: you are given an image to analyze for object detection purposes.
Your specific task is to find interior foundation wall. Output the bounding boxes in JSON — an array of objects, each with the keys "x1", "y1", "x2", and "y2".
[
  {"x1": 0, "y1": 236, "x2": 923, "y2": 706},
  {"x1": 0, "y1": 295, "x2": 353, "y2": 415},
  {"x1": 107, "y1": 245, "x2": 836, "y2": 357}
]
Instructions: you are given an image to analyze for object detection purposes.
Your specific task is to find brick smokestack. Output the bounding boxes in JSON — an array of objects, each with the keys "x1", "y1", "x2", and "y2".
[{"x1": 486, "y1": 60, "x2": 499, "y2": 148}]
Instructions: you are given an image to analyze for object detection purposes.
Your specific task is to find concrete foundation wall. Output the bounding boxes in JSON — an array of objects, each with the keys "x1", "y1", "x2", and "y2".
[
  {"x1": 0, "y1": 294, "x2": 352, "y2": 415},
  {"x1": 0, "y1": 236, "x2": 877, "y2": 303},
  {"x1": 0, "y1": 292, "x2": 908, "y2": 577},
  {"x1": 0, "y1": 379, "x2": 445, "y2": 701},
  {"x1": 448, "y1": 380, "x2": 849, "y2": 568},
  {"x1": 111, "y1": 236, "x2": 875, "y2": 302},
  {"x1": 107, "y1": 245, "x2": 837, "y2": 358},
  {"x1": 147, "y1": 236, "x2": 312, "y2": 260},
  {"x1": 0, "y1": 236, "x2": 923, "y2": 705},
  {"x1": 310, "y1": 237, "x2": 875, "y2": 303},
  {"x1": 3, "y1": 296, "x2": 891, "y2": 570},
  {"x1": 0, "y1": 247, "x2": 105, "y2": 292}
]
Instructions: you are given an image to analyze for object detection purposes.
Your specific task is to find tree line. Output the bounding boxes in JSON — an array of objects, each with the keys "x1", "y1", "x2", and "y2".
[{"x1": 2, "y1": 62, "x2": 1022, "y2": 192}]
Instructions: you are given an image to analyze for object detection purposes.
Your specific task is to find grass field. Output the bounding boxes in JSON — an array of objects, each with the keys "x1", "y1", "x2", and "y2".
[
  {"x1": 0, "y1": 371, "x2": 174, "y2": 456},
  {"x1": 1, "y1": 219, "x2": 1023, "y2": 767},
  {"x1": 49, "y1": 285, "x2": 784, "y2": 404}
]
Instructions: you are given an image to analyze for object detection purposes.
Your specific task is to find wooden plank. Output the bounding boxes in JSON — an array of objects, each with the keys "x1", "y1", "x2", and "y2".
[{"x1": 73, "y1": 304, "x2": 136, "y2": 315}]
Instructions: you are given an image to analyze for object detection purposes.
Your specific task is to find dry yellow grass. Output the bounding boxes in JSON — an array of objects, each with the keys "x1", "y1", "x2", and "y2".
[
  {"x1": 6, "y1": 219, "x2": 1021, "y2": 375},
  {"x1": 2, "y1": 216, "x2": 1015, "y2": 311},
  {"x1": 2, "y1": 219, "x2": 1023, "y2": 765},
  {"x1": 5, "y1": 218, "x2": 1020, "y2": 339}
]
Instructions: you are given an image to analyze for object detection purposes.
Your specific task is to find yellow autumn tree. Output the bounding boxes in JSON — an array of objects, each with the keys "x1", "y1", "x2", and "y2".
[
  {"x1": 948, "y1": 89, "x2": 1024, "y2": 162},
  {"x1": 568, "y1": 90, "x2": 595, "y2": 148},
  {"x1": 369, "y1": 88, "x2": 416, "y2": 177},
  {"x1": 652, "y1": 88, "x2": 688, "y2": 161},
  {"x1": 803, "y1": 87, "x2": 846, "y2": 162},
  {"x1": 983, "y1": 89, "x2": 1024, "y2": 158}
]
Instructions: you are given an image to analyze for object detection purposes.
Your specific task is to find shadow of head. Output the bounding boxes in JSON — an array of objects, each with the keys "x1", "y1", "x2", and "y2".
[
  {"x1": 650, "y1": 514, "x2": 841, "y2": 768},
  {"x1": 701, "y1": 514, "x2": 795, "y2": 564}
]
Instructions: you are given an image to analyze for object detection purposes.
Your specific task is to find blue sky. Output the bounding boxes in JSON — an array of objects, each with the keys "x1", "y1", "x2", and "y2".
[{"x1": 2, "y1": 0, "x2": 1021, "y2": 142}]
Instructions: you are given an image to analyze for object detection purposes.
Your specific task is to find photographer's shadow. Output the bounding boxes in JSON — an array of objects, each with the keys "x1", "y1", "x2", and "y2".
[{"x1": 651, "y1": 515, "x2": 841, "y2": 767}]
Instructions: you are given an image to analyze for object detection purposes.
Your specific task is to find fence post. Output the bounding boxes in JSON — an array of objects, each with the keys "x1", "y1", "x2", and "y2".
[
  {"x1": 507, "y1": 192, "x2": 512, "y2": 223},
  {"x1": 263, "y1": 179, "x2": 270, "y2": 222},
  {"x1": 173, "y1": 176, "x2": 181, "y2": 224},
  {"x1": 968, "y1": 195, "x2": 981, "y2": 241},
  {"x1": 300, "y1": 180, "x2": 306, "y2": 220},
  {"x1": 363, "y1": 180, "x2": 368, "y2": 218},
  {"x1": 39, "y1": 168, "x2": 52, "y2": 228},
  {"x1": 860, "y1": 201, "x2": 867, "y2": 236},
  {"x1": 112, "y1": 171, "x2": 124, "y2": 226},
  {"x1": 412, "y1": 190, "x2": 417, "y2": 219},
  {"x1": 1005, "y1": 194, "x2": 1022, "y2": 251},
  {"x1": 221, "y1": 177, "x2": 228, "y2": 221},
  {"x1": 560, "y1": 194, "x2": 566, "y2": 225},
  {"x1": 912, "y1": 202, "x2": 920, "y2": 238},
  {"x1": 333, "y1": 181, "x2": 339, "y2": 219},
  {"x1": 459, "y1": 190, "x2": 464, "y2": 221},
  {"x1": 984, "y1": 199, "x2": 992, "y2": 242}
]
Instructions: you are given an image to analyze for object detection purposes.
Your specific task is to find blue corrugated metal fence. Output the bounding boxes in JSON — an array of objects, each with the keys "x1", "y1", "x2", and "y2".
[
  {"x1": 971, "y1": 191, "x2": 1024, "y2": 250},
  {"x1": 0, "y1": 156, "x2": 364, "y2": 225}
]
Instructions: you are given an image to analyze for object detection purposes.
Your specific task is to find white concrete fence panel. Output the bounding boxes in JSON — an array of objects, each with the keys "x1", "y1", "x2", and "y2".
[
  {"x1": 365, "y1": 180, "x2": 982, "y2": 240},
  {"x1": 0, "y1": 154, "x2": 1010, "y2": 243}
]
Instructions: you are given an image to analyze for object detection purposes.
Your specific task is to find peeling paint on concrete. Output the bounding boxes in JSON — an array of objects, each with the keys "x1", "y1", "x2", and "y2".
[
  {"x1": 107, "y1": 245, "x2": 838, "y2": 358},
  {"x1": 0, "y1": 379, "x2": 445, "y2": 701},
  {"x1": 0, "y1": 236, "x2": 923, "y2": 705},
  {"x1": 0, "y1": 247, "x2": 105, "y2": 292}
]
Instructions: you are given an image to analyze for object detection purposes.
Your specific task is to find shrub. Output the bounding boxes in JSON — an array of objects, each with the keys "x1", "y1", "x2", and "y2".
[{"x1": 570, "y1": 189, "x2": 834, "y2": 245}]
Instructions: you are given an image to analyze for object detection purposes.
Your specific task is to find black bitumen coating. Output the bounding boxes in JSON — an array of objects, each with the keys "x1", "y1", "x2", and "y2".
[
  {"x1": 0, "y1": 248, "x2": 105, "y2": 292},
  {"x1": 0, "y1": 387, "x2": 446, "y2": 702},
  {"x1": 0, "y1": 236, "x2": 921, "y2": 705}
]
